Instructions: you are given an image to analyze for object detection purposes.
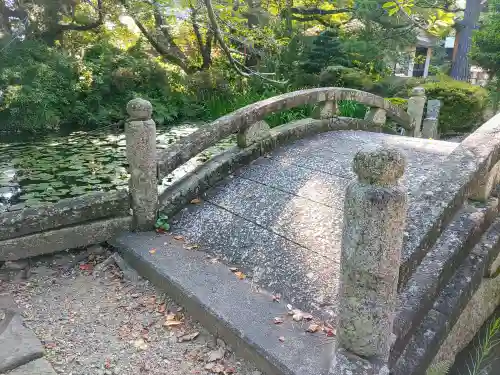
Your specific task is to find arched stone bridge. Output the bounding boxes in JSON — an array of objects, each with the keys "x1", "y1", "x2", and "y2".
[{"x1": 2, "y1": 88, "x2": 500, "y2": 375}]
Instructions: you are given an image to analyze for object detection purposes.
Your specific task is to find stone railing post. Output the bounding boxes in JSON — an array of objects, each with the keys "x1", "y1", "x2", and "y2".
[
  {"x1": 313, "y1": 100, "x2": 338, "y2": 119},
  {"x1": 422, "y1": 99, "x2": 441, "y2": 139},
  {"x1": 334, "y1": 146, "x2": 408, "y2": 375},
  {"x1": 237, "y1": 120, "x2": 270, "y2": 148},
  {"x1": 407, "y1": 87, "x2": 426, "y2": 138},
  {"x1": 125, "y1": 98, "x2": 158, "y2": 231},
  {"x1": 364, "y1": 108, "x2": 387, "y2": 132}
]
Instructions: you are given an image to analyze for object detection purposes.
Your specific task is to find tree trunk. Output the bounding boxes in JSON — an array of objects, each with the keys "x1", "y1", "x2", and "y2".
[
  {"x1": 450, "y1": 0, "x2": 482, "y2": 81},
  {"x1": 285, "y1": 0, "x2": 293, "y2": 35}
]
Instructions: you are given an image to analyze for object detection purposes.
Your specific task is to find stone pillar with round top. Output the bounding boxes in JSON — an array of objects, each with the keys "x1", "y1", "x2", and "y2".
[
  {"x1": 125, "y1": 98, "x2": 158, "y2": 231},
  {"x1": 407, "y1": 87, "x2": 426, "y2": 138},
  {"x1": 333, "y1": 145, "x2": 408, "y2": 375}
]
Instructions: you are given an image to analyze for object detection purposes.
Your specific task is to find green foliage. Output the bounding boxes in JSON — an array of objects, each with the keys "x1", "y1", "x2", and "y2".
[
  {"x1": 386, "y1": 97, "x2": 408, "y2": 110},
  {"x1": 471, "y1": 0, "x2": 500, "y2": 77},
  {"x1": 338, "y1": 100, "x2": 368, "y2": 119},
  {"x1": 0, "y1": 40, "x2": 81, "y2": 133},
  {"x1": 466, "y1": 316, "x2": 500, "y2": 375},
  {"x1": 0, "y1": 39, "x2": 182, "y2": 133},
  {"x1": 319, "y1": 66, "x2": 375, "y2": 91},
  {"x1": 155, "y1": 214, "x2": 171, "y2": 232},
  {"x1": 425, "y1": 362, "x2": 450, "y2": 375},
  {"x1": 299, "y1": 29, "x2": 349, "y2": 75},
  {"x1": 421, "y1": 79, "x2": 488, "y2": 134}
]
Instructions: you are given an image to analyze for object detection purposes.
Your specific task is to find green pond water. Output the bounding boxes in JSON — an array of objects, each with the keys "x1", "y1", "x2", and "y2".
[{"x1": 0, "y1": 124, "x2": 235, "y2": 211}]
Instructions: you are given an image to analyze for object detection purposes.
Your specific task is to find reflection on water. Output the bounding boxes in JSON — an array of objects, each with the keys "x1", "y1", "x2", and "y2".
[{"x1": 0, "y1": 124, "x2": 235, "y2": 212}]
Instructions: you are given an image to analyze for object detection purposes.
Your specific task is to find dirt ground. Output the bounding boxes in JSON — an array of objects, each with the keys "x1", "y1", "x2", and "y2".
[{"x1": 1, "y1": 248, "x2": 260, "y2": 375}]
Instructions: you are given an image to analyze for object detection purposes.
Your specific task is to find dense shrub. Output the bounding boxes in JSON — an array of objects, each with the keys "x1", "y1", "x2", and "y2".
[
  {"x1": 373, "y1": 75, "x2": 488, "y2": 134},
  {"x1": 0, "y1": 39, "x2": 182, "y2": 133},
  {"x1": 0, "y1": 40, "x2": 81, "y2": 133},
  {"x1": 319, "y1": 66, "x2": 374, "y2": 91},
  {"x1": 421, "y1": 79, "x2": 488, "y2": 134}
]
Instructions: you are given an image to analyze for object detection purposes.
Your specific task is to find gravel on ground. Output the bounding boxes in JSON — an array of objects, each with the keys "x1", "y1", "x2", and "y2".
[{"x1": 1, "y1": 248, "x2": 260, "y2": 375}]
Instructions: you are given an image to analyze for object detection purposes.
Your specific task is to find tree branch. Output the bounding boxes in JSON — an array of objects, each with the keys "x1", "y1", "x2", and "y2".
[
  {"x1": 118, "y1": 0, "x2": 193, "y2": 73},
  {"x1": 290, "y1": 7, "x2": 354, "y2": 15},
  {"x1": 57, "y1": 0, "x2": 104, "y2": 31},
  {"x1": 204, "y1": 0, "x2": 286, "y2": 84},
  {"x1": 190, "y1": 4, "x2": 212, "y2": 69}
]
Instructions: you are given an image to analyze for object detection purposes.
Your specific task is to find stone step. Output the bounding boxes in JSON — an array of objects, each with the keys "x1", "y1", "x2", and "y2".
[
  {"x1": 0, "y1": 312, "x2": 44, "y2": 373},
  {"x1": 391, "y1": 198, "x2": 499, "y2": 365},
  {"x1": 111, "y1": 232, "x2": 335, "y2": 375},
  {"x1": 5, "y1": 359, "x2": 57, "y2": 375},
  {"x1": 391, "y1": 217, "x2": 500, "y2": 375}
]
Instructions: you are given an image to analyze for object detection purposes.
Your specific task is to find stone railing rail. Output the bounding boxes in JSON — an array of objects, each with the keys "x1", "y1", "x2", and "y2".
[
  {"x1": 0, "y1": 190, "x2": 131, "y2": 260},
  {"x1": 156, "y1": 87, "x2": 415, "y2": 181}
]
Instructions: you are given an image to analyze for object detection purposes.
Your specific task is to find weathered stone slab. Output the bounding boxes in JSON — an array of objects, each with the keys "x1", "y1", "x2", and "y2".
[
  {"x1": 400, "y1": 112, "x2": 500, "y2": 287},
  {"x1": 470, "y1": 160, "x2": 500, "y2": 202},
  {"x1": 170, "y1": 203, "x2": 339, "y2": 317},
  {"x1": 331, "y1": 348, "x2": 389, "y2": 375},
  {"x1": 0, "y1": 217, "x2": 131, "y2": 260},
  {"x1": 391, "y1": 309, "x2": 449, "y2": 375},
  {"x1": 5, "y1": 358, "x2": 56, "y2": 375},
  {"x1": 205, "y1": 177, "x2": 343, "y2": 256},
  {"x1": 431, "y1": 272, "x2": 500, "y2": 369},
  {"x1": 112, "y1": 233, "x2": 335, "y2": 375},
  {"x1": 392, "y1": 219, "x2": 500, "y2": 374},
  {"x1": 235, "y1": 158, "x2": 350, "y2": 207},
  {"x1": 393, "y1": 199, "x2": 498, "y2": 352},
  {"x1": 0, "y1": 315, "x2": 44, "y2": 373},
  {"x1": 0, "y1": 190, "x2": 129, "y2": 241},
  {"x1": 426, "y1": 99, "x2": 441, "y2": 119}
]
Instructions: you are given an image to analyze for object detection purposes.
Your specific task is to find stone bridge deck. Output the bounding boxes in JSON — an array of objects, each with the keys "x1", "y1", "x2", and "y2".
[
  {"x1": 168, "y1": 130, "x2": 458, "y2": 319},
  {"x1": 116, "y1": 129, "x2": 500, "y2": 375}
]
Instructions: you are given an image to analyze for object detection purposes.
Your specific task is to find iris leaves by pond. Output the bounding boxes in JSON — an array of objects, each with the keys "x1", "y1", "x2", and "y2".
[{"x1": 0, "y1": 124, "x2": 236, "y2": 209}]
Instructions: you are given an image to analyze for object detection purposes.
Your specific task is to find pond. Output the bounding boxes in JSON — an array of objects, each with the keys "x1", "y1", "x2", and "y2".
[{"x1": 0, "y1": 124, "x2": 235, "y2": 212}]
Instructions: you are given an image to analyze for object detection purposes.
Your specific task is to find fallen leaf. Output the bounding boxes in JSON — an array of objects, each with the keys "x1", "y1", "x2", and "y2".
[
  {"x1": 325, "y1": 328, "x2": 336, "y2": 337},
  {"x1": 44, "y1": 342, "x2": 57, "y2": 349},
  {"x1": 234, "y1": 271, "x2": 246, "y2": 280},
  {"x1": 164, "y1": 320, "x2": 183, "y2": 327},
  {"x1": 149, "y1": 248, "x2": 157, "y2": 254},
  {"x1": 273, "y1": 317, "x2": 284, "y2": 324},
  {"x1": 278, "y1": 336, "x2": 285, "y2": 342},
  {"x1": 292, "y1": 312, "x2": 303, "y2": 322},
  {"x1": 79, "y1": 263, "x2": 93, "y2": 271},
  {"x1": 228, "y1": 267, "x2": 239, "y2": 272},
  {"x1": 190, "y1": 198, "x2": 202, "y2": 204},
  {"x1": 173, "y1": 235, "x2": 184, "y2": 241},
  {"x1": 133, "y1": 338, "x2": 148, "y2": 351},
  {"x1": 185, "y1": 244, "x2": 199, "y2": 250},
  {"x1": 272, "y1": 294, "x2": 281, "y2": 302},
  {"x1": 211, "y1": 364, "x2": 225, "y2": 373},
  {"x1": 207, "y1": 347, "x2": 224, "y2": 362},
  {"x1": 225, "y1": 366, "x2": 236, "y2": 374},
  {"x1": 164, "y1": 313, "x2": 183, "y2": 327},
  {"x1": 302, "y1": 313, "x2": 313, "y2": 321},
  {"x1": 178, "y1": 331, "x2": 200, "y2": 342},
  {"x1": 306, "y1": 324, "x2": 320, "y2": 333},
  {"x1": 158, "y1": 303, "x2": 166, "y2": 313}
]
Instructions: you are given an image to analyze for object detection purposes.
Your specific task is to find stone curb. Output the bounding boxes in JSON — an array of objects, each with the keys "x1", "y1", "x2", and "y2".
[{"x1": 111, "y1": 232, "x2": 335, "y2": 375}]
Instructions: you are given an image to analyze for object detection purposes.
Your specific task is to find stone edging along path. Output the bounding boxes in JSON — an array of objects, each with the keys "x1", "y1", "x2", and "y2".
[{"x1": 0, "y1": 295, "x2": 56, "y2": 375}]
